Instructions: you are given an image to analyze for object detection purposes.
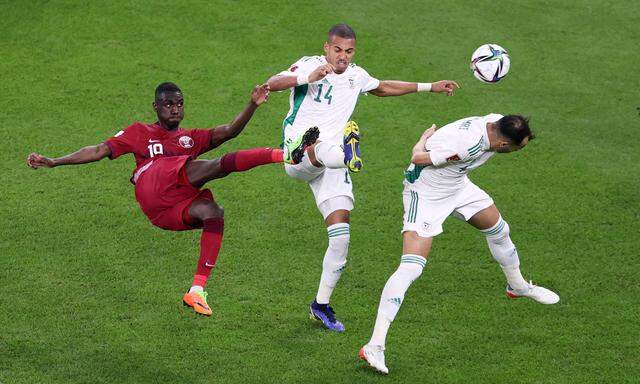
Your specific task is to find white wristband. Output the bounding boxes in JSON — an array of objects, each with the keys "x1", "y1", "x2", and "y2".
[
  {"x1": 296, "y1": 73, "x2": 310, "y2": 86},
  {"x1": 417, "y1": 82, "x2": 432, "y2": 92}
]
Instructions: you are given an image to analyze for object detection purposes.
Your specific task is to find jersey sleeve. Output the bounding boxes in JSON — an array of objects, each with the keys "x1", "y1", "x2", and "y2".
[
  {"x1": 190, "y1": 129, "x2": 214, "y2": 156},
  {"x1": 277, "y1": 56, "x2": 318, "y2": 77},
  {"x1": 103, "y1": 124, "x2": 137, "y2": 160},
  {"x1": 425, "y1": 133, "x2": 467, "y2": 166},
  {"x1": 358, "y1": 67, "x2": 380, "y2": 93}
]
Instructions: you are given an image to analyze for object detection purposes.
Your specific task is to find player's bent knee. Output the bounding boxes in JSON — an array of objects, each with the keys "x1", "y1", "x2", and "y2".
[{"x1": 193, "y1": 202, "x2": 224, "y2": 220}]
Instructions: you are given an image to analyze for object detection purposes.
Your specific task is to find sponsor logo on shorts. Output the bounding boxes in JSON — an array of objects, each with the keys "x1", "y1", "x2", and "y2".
[
  {"x1": 422, "y1": 221, "x2": 431, "y2": 232},
  {"x1": 178, "y1": 136, "x2": 194, "y2": 149}
]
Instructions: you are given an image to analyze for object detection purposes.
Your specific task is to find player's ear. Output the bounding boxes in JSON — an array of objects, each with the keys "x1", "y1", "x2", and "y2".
[
  {"x1": 323, "y1": 41, "x2": 330, "y2": 54},
  {"x1": 152, "y1": 101, "x2": 157, "y2": 111}
]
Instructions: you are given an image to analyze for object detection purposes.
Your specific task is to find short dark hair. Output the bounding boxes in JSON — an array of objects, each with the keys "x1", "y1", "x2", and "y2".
[
  {"x1": 155, "y1": 82, "x2": 182, "y2": 99},
  {"x1": 496, "y1": 115, "x2": 535, "y2": 145},
  {"x1": 328, "y1": 24, "x2": 356, "y2": 40}
]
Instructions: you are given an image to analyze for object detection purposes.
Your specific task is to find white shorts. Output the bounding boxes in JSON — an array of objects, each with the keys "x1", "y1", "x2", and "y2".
[
  {"x1": 284, "y1": 161, "x2": 354, "y2": 218},
  {"x1": 402, "y1": 181, "x2": 494, "y2": 238}
]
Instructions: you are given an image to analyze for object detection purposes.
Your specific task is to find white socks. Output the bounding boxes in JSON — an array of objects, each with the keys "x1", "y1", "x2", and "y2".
[
  {"x1": 369, "y1": 254, "x2": 427, "y2": 346},
  {"x1": 313, "y1": 141, "x2": 346, "y2": 169},
  {"x1": 482, "y1": 217, "x2": 528, "y2": 291},
  {"x1": 189, "y1": 285, "x2": 204, "y2": 293},
  {"x1": 315, "y1": 223, "x2": 350, "y2": 304}
]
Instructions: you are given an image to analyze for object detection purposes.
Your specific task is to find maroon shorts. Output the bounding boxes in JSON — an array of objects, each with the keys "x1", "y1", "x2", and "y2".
[{"x1": 134, "y1": 156, "x2": 213, "y2": 231}]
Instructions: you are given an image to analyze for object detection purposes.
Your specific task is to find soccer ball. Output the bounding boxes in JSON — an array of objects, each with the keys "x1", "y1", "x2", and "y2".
[{"x1": 470, "y1": 44, "x2": 510, "y2": 83}]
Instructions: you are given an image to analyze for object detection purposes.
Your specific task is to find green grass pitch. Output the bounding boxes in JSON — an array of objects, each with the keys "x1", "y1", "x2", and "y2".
[{"x1": 1, "y1": 1, "x2": 638, "y2": 383}]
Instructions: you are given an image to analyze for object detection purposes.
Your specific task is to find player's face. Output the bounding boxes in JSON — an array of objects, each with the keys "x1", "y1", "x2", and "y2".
[
  {"x1": 497, "y1": 136, "x2": 530, "y2": 153},
  {"x1": 324, "y1": 36, "x2": 356, "y2": 74},
  {"x1": 154, "y1": 92, "x2": 184, "y2": 129}
]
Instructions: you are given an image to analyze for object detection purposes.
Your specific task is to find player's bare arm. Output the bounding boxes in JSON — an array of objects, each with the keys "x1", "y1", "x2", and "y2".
[
  {"x1": 267, "y1": 63, "x2": 336, "y2": 91},
  {"x1": 369, "y1": 79, "x2": 459, "y2": 97},
  {"x1": 209, "y1": 84, "x2": 270, "y2": 148},
  {"x1": 410, "y1": 124, "x2": 437, "y2": 165},
  {"x1": 27, "y1": 143, "x2": 111, "y2": 169}
]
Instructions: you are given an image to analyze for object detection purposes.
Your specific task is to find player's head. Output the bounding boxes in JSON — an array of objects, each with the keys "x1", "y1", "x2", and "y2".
[
  {"x1": 153, "y1": 82, "x2": 184, "y2": 129},
  {"x1": 324, "y1": 24, "x2": 356, "y2": 74},
  {"x1": 493, "y1": 115, "x2": 535, "y2": 153}
]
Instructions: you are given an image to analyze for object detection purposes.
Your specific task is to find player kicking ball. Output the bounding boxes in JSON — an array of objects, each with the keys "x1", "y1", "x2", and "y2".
[
  {"x1": 266, "y1": 23, "x2": 459, "y2": 332},
  {"x1": 359, "y1": 115, "x2": 559, "y2": 374},
  {"x1": 27, "y1": 82, "x2": 318, "y2": 316}
]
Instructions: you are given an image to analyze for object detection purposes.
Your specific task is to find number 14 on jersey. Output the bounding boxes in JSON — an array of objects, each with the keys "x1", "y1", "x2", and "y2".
[{"x1": 313, "y1": 84, "x2": 333, "y2": 105}]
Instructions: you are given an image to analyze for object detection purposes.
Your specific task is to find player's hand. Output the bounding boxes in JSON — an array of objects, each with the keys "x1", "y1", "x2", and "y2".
[
  {"x1": 251, "y1": 84, "x2": 270, "y2": 105},
  {"x1": 308, "y1": 63, "x2": 335, "y2": 83},
  {"x1": 431, "y1": 80, "x2": 460, "y2": 96},
  {"x1": 421, "y1": 124, "x2": 437, "y2": 140},
  {"x1": 27, "y1": 153, "x2": 55, "y2": 169}
]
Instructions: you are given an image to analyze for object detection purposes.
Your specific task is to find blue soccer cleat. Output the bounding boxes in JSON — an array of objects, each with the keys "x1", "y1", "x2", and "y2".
[
  {"x1": 309, "y1": 299, "x2": 345, "y2": 332},
  {"x1": 343, "y1": 121, "x2": 362, "y2": 172}
]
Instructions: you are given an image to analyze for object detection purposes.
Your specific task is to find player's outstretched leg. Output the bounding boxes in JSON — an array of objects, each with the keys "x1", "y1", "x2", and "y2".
[
  {"x1": 360, "y1": 253, "x2": 428, "y2": 374},
  {"x1": 182, "y1": 199, "x2": 225, "y2": 316},
  {"x1": 470, "y1": 207, "x2": 559, "y2": 304},
  {"x1": 187, "y1": 127, "x2": 319, "y2": 188}
]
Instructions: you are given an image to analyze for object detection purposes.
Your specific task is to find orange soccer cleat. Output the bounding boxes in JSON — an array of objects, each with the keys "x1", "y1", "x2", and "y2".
[{"x1": 182, "y1": 291, "x2": 213, "y2": 316}]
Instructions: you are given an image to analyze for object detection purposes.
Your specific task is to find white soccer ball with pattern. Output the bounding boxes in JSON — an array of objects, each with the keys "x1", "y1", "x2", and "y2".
[{"x1": 470, "y1": 44, "x2": 510, "y2": 83}]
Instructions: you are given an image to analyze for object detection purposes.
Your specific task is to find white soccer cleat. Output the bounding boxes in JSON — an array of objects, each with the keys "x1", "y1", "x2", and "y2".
[
  {"x1": 359, "y1": 344, "x2": 389, "y2": 374},
  {"x1": 506, "y1": 281, "x2": 560, "y2": 304}
]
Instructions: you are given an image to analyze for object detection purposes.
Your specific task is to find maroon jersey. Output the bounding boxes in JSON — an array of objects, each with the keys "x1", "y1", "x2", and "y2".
[{"x1": 104, "y1": 122, "x2": 213, "y2": 180}]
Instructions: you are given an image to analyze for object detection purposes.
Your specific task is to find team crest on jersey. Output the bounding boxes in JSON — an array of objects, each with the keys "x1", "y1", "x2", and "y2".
[
  {"x1": 348, "y1": 78, "x2": 355, "y2": 89},
  {"x1": 178, "y1": 136, "x2": 194, "y2": 148}
]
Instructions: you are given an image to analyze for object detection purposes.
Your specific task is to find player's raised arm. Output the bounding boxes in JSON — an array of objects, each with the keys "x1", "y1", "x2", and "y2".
[
  {"x1": 369, "y1": 80, "x2": 459, "y2": 97},
  {"x1": 410, "y1": 124, "x2": 460, "y2": 166},
  {"x1": 209, "y1": 84, "x2": 270, "y2": 148},
  {"x1": 410, "y1": 124, "x2": 437, "y2": 165},
  {"x1": 27, "y1": 143, "x2": 111, "y2": 169},
  {"x1": 267, "y1": 63, "x2": 335, "y2": 91}
]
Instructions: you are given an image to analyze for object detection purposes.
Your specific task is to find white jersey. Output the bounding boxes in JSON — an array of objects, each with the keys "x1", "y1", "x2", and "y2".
[
  {"x1": 279, "y1": 55, "x2": 380, "y2": 144},
  {"x1": 404, "y1": 114, "x2": 503, "y2": 196}
]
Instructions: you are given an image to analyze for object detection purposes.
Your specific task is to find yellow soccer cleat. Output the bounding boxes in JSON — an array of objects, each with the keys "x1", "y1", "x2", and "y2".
[{"x1": 343, "y1": 121, "x2": 362, "y2": 172}]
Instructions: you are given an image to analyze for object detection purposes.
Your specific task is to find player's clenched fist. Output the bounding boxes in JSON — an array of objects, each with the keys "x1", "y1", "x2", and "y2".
[
  {"x1": 251, "y1": 84, "x2": 270, "y2": 105},
  {"x1": 27, "y1": 153, "x2": 55, "y2": 169},
  {"x1": 308, "y1": 63, "x2": 335, "y2": 83}
]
